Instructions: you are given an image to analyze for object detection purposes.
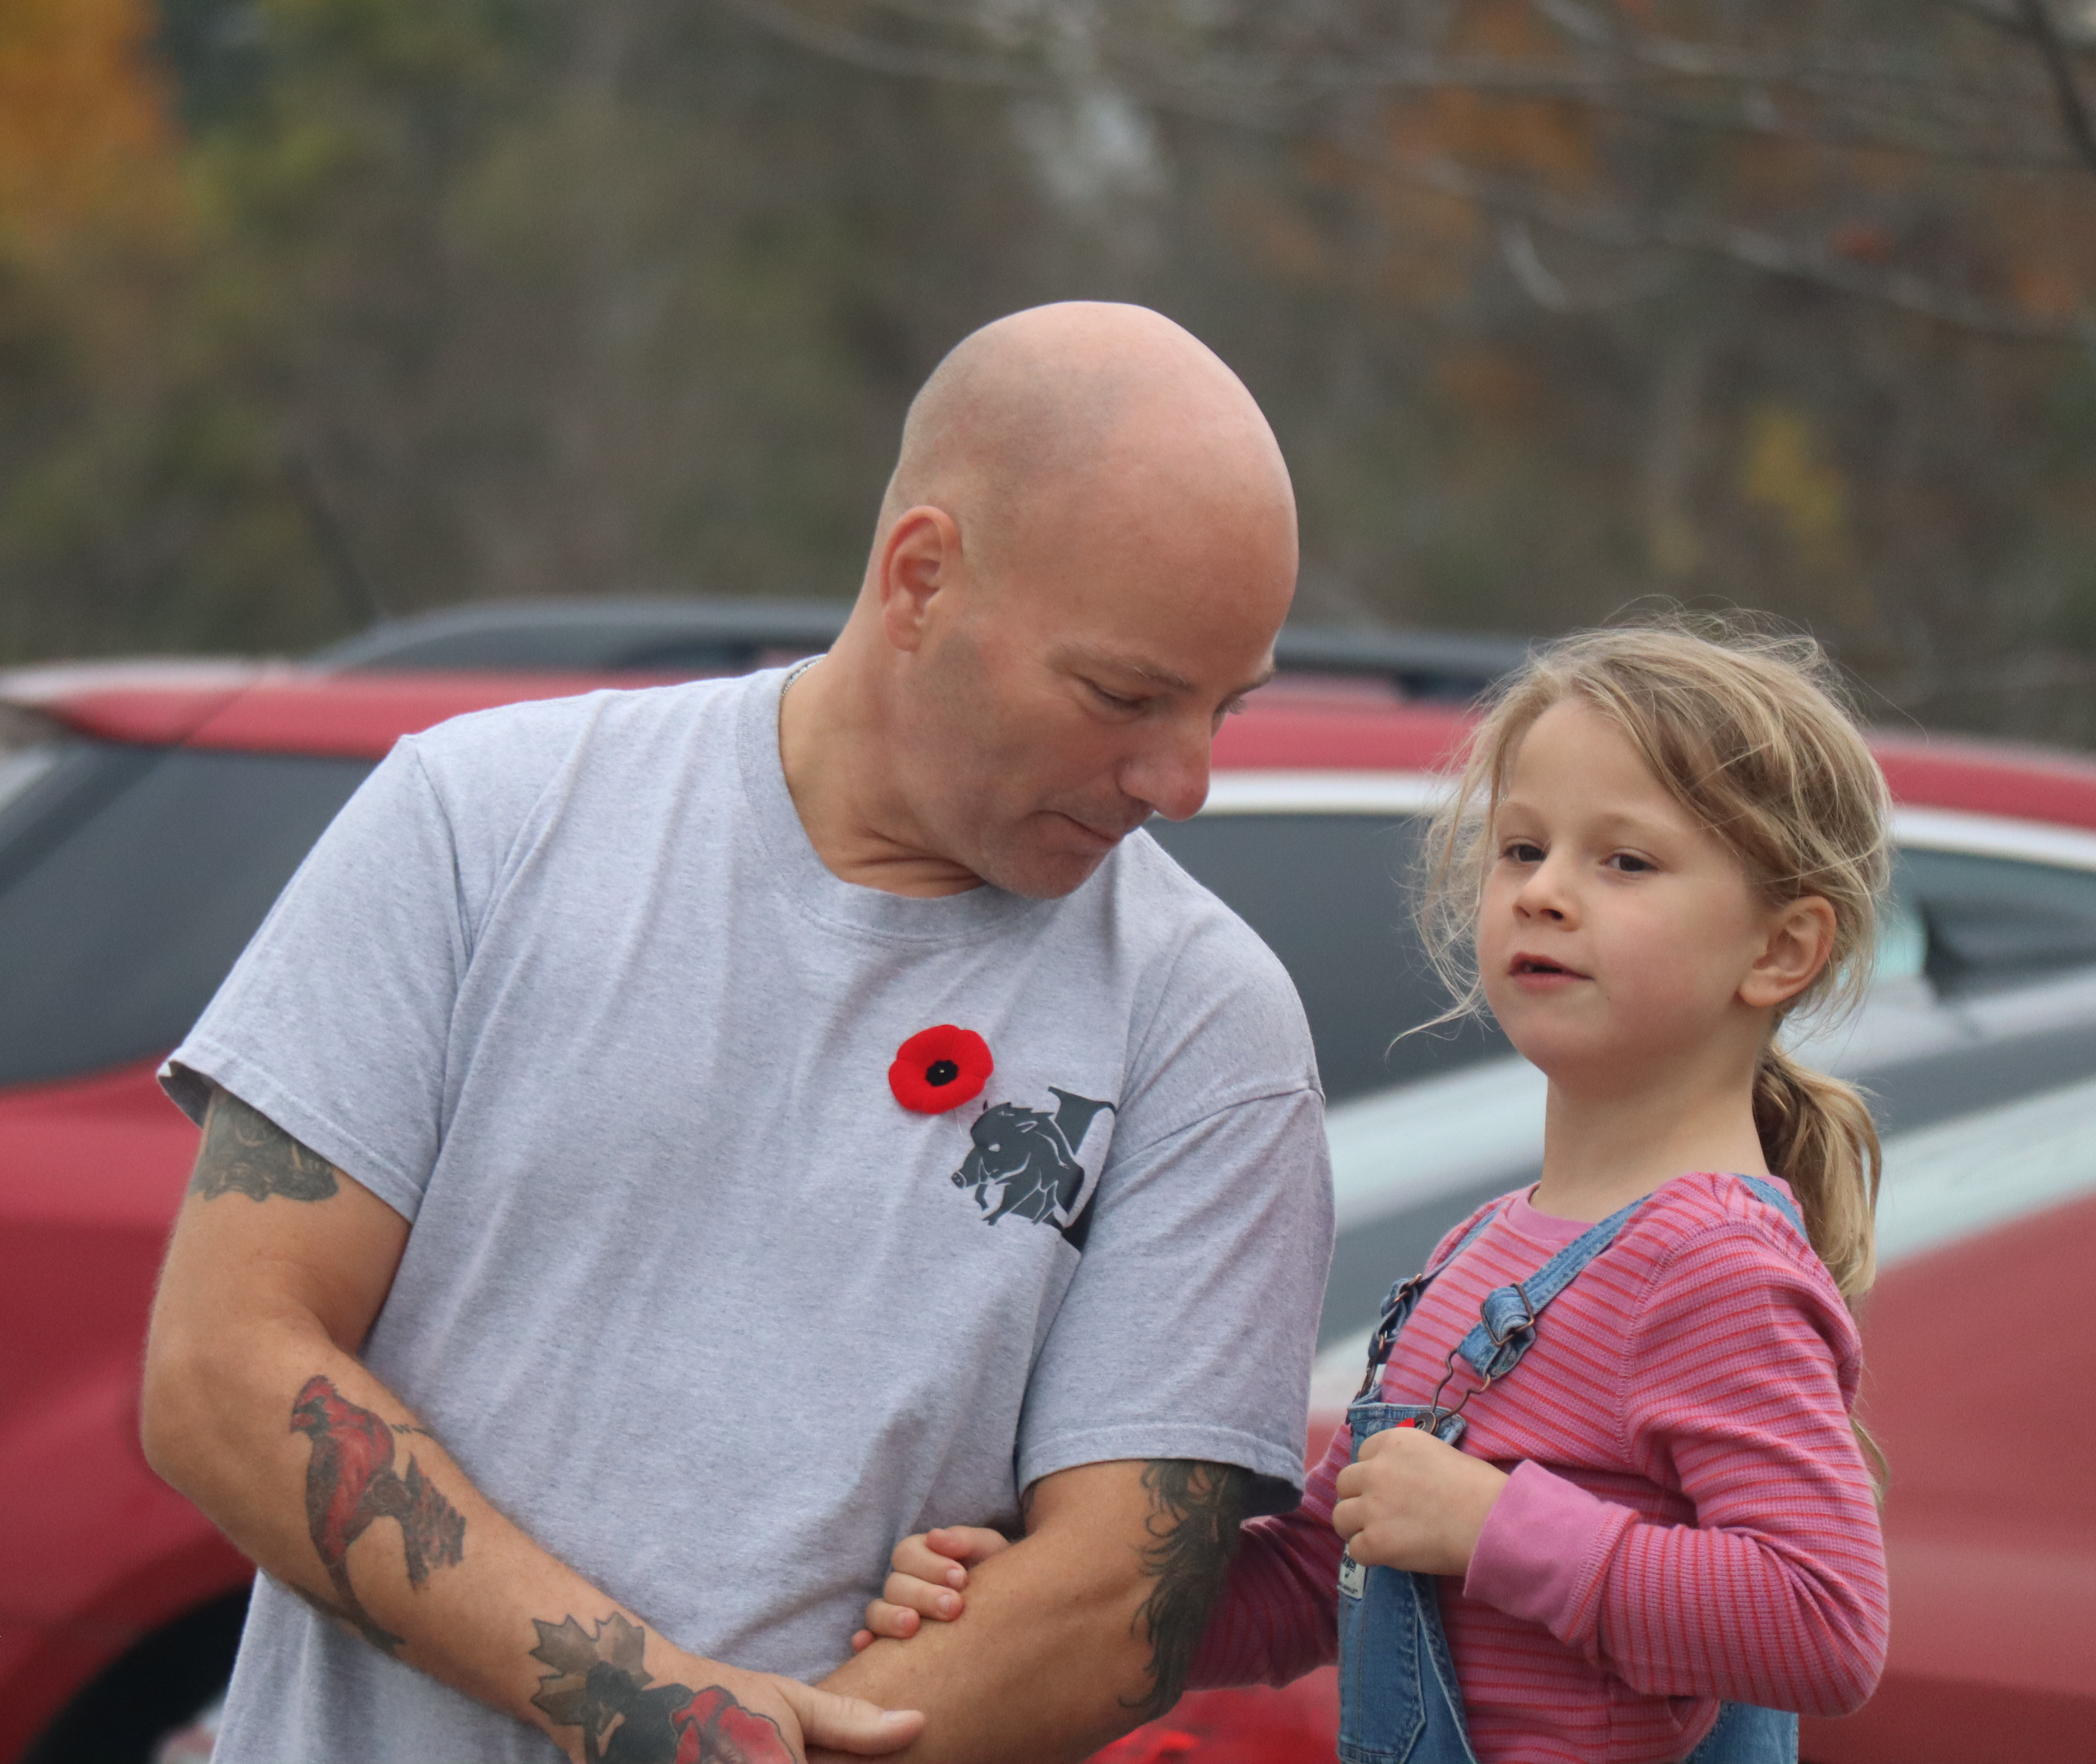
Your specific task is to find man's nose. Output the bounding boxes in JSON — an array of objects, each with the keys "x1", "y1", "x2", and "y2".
[{"x1": 1123, "y1": 718, "x2": 1212, "y2": 823}]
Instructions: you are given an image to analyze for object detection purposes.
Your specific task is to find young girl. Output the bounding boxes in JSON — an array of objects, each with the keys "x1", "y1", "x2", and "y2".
[{"x1": 859, "y1": 623, "x2": 1892, "y2": 1763}]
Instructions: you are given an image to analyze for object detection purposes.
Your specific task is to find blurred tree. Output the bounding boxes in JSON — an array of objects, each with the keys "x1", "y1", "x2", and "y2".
[
  {"x1": 716, "y1": 0, "x2": 2096, "y2": 739},
  {"x1": 0, "y1": 0, "x2": 2092, "y2": 747}
]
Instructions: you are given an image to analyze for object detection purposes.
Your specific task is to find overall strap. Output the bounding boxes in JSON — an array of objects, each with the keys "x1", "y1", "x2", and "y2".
[
  {"x1": 1734, "y1": 1172, "x2": 1807, "y2": 1239},
  {"x1": 1355, "y1": 1201, "x2": 1503, "y2": 1401},
  {"x1": 1454, "y1": 1194, "x2": 1647, "y2": 1383}
]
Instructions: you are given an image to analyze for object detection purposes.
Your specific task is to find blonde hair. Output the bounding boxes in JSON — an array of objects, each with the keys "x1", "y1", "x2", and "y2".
[{"x1": 1419, "y1": 617, "x2": 1892, "y2": 1308}]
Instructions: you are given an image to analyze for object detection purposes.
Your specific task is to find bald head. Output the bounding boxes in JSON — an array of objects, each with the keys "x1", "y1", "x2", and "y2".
[
  {"x1": 792, "y1": 303, "x2": 1297, "y2": 900},
  {"x1": 876, "y1": 302, "x2": 1294, "y2": 585}
]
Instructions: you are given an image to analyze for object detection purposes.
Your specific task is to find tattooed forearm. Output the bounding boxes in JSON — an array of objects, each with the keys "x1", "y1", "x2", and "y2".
[
  {"x1": 189, "y1": 1090, "x2": 340, "y2": 1202},
  {"x1": 289, "y1": 1376, "x2": 466, "y2": 1654},
  {"x1": 1122, "y1": 1460, "x2": 1250, "y2": 1721},
  {"x1": 530, "y1": 1613, "x2": 792, "y2": 1764}
]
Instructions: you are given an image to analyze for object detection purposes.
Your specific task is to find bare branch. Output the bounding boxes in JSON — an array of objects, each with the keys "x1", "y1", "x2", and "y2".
[
  {"x1": 2013, "y1": 0, "x2": 2096, "y2": 174},
  {"x1": 723, "y1": 0, "x2": 2096, "y2": 342},
  {"x1": 1330, "y1": 131, "x2": 2089, "y2": 342},
  {"x1": 718, "y1": 0, "x2": 1043, "y2": 88}
]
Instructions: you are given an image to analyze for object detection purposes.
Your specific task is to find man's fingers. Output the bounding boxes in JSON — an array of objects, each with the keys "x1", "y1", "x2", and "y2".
[
  {"x1": 785, "y1": 1684, "x2": 925, "y2": 1756},
  {"x1": 1331, "y1": 1495, "x2": 1363, "y2": 1541}
]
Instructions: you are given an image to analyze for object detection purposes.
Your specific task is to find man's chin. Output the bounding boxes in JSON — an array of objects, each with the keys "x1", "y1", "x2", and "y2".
[{"x1": 977, "y1": 839, "x2": 1119, "y2": 900}]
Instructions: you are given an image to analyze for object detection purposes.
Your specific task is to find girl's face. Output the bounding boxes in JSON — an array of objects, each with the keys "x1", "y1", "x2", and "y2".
[{"x1": 1476, "y1": 699, "x2": 1827, "y2": 1088}]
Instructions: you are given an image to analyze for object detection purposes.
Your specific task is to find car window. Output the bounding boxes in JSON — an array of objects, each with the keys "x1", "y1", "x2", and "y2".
[
  {"x1": 1145, "y1": 813, "x2": 1508, "y2": 1103},
  {"x1": 0, "y1": 706, "x2": 65, "y2": 823},
  {"x1": 1897, "y1": 847, "x2": 2096, "y2": 990},
  {"x1": 0, "y1": 744, "x2": 373, "y2": 1088}
]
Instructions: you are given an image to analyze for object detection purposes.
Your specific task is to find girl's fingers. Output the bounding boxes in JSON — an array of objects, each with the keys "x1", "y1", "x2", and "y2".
[
  {"x1": 883, "y1": 1569, "x2": 963, "y2": 1620},
  {"x1": 850, "y1": 1628, "x2": 873, "y2": 1653},
  {"x1": 923, "y1": 1524, "x2": 1013, "y2": 1566},
  {"x1": 860, "y1": 1598, "x2": 923, "y2": 1639},
  {"x1": 891, "y1": 1536, "x2": 971, "y2": 1588}
]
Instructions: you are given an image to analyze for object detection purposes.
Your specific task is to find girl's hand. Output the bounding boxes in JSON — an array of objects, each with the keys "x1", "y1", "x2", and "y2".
[
  {"x1": 849, "y1": 1526, "x2": 1013, "y2": 1652},
  {"x1": 1332, "y1": 1427, "x2": 1511, "y2": 1577}
]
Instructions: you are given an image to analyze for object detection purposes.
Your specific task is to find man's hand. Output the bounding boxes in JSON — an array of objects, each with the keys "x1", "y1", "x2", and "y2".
[
  {"x1": 523, "y1": 1617, "x2": 915, "y2": 1764},
  {"x1": 851, "y1": 1527, "x2": 1013, "y2": 1650},
  {"x1": 1331, "y1": 1426, "x2": 1510, "y2": 1577},
  {"x1": 817, "y1": 1459, "x2": 1250, "y2": 1764}
]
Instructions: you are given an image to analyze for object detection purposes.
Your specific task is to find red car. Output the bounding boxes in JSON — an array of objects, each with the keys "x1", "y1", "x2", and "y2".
[{"x1": 3, "y1": 620, "x2": 2094, "y2": 1763}]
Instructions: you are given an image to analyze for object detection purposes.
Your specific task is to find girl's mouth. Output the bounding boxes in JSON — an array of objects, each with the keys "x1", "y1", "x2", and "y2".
[{"x1": 1509, "y1": 954, "x2": 1589, "y2": 981}]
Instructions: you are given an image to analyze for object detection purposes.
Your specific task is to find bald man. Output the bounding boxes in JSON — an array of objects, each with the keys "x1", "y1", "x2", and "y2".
[{"x1": 142, "y1": 303, "x2": 1335, "y2": 1764}]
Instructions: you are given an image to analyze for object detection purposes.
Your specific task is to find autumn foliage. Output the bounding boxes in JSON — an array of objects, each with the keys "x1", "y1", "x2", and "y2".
[{"x1": 0, "y1": 0, "x2": 2093, "y2": 746}]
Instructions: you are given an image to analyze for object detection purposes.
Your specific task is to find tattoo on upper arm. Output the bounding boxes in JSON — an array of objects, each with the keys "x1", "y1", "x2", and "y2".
[
  {"x1": 190, "y1": 1091, "x2": 340, "y2": 1202},
  {"x1": 1123, "y1": 1460, "x2": 1250, "y2": 1722},
  {"x1": 529, "y1": 1612, "x2": 793, "y2": 1764},
  {"x1": 289, "y1": 1376, "x2": 466, "y2": 1655}
]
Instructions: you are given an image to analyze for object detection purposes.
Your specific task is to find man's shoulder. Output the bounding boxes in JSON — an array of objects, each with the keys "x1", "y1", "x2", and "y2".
[
  {"x1": 1108, "y1": 829, "x2": 1291, "y2": 976},
  {"x1": 1102, "y1": 829, "x2": 1319, "y2": 1090},
  {"x1": 408, "y1": 673, "x2": 747, "y2": 775}
]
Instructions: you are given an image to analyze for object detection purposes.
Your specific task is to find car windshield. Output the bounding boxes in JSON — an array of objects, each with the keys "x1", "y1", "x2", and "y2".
[{"x1": 0, "y1": 740, "x2": 373, "y2": 1088}]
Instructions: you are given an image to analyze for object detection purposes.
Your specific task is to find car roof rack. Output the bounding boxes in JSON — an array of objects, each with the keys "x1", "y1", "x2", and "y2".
[{"x1": 312, "y1": 597, "x2": 1530, "y2": 702}]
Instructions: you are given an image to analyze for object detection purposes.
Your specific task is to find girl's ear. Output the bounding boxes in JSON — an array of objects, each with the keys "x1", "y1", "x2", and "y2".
[{"x1": 1741, "y1": 894, "x2": 1837, "y2": 1010}]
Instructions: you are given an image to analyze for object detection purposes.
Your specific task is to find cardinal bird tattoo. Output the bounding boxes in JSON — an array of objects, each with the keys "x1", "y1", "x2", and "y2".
[{"x1": 288, "y1": 1376, "x2": 467, "y2": 1653}]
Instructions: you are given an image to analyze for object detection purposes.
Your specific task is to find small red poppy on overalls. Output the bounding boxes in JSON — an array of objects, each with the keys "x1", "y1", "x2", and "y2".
[{"x1": 889, "y1": 1025, "x2": 995, "y2": 1113}]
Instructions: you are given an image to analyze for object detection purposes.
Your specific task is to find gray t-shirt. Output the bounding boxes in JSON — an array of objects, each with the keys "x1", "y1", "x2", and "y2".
[{"x1": 165, "y1": 667, "x2": 1333, "y2": 1764}]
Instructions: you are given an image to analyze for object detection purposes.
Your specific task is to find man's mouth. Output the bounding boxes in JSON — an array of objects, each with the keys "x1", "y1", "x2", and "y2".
[{"x1": 1059, "y1": 810, "x2": 1146, "y2": 847}]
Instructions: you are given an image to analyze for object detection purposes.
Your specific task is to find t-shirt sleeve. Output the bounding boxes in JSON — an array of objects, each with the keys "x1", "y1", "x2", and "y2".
[
  {"x1": 1015, "y1": 1082, "x2": 1332, "y2": 1511},
  {"x1": 160, "y1": 737, "x2": 468, "y2": 1223}
]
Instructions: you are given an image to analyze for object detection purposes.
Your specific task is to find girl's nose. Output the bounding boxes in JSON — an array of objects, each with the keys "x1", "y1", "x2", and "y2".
[{"x1": 1514, "y1": 858, "x2": 1576, "y2": 922}]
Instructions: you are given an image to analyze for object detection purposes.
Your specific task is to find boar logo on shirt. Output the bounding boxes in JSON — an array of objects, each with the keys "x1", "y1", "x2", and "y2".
[{"x1": 951, "y1": 1088, "x2": 1116, "y2": 1251}]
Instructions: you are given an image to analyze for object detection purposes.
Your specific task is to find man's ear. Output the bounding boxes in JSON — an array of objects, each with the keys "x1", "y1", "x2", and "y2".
[
  {"x1": 876, "y1": 505, "x2": 962, "y2": 654},
  {"x1": 1740, "y1": 893, "x2": 1838, "y2": 1011}
]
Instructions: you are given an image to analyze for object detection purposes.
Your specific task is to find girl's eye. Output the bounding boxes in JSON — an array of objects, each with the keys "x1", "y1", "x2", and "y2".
[
  {"x1": 1503, "y1": 840, "x2": 1545, "y2": 864},
  {"x1": 1609, "y1": 852, "x2": 1655, "y2": 873}
]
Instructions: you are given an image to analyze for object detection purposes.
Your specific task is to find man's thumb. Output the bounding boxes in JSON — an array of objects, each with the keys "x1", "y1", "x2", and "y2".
[{"x1": 791, "y1": 1686, "x2": 925, "y2": 1756}]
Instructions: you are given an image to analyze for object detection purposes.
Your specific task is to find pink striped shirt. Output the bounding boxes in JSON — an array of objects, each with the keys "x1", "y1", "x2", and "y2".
[{"x1": 1192, "y1": 1172, "x2": 1888, "y2": 1763}]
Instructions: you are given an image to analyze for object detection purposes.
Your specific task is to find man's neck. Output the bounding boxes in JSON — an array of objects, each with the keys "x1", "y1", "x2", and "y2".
[{"x1": 776, "y1": 653, "x2": 986, "y2": 898}]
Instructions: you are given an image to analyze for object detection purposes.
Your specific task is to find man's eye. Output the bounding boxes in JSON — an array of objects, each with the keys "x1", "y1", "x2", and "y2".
[{"x1": 1088, "y1": 681, "x2": 1143, "y2": 712}]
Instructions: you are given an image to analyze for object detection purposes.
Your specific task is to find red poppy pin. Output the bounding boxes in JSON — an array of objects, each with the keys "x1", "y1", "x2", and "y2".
[{"x1": 889, "y1": 1024, "x2": 994, "y2": 1113}]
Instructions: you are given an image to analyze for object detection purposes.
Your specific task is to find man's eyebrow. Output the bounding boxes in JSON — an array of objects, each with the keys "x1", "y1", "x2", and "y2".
[{"x1": 1058, "y1": 645, "x2": 1276, "y2": 698}]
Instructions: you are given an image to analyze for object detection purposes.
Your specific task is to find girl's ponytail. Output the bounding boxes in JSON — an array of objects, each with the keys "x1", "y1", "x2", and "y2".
[
  {"x1": 1751, "y1": 1044, "x2": 1881, "y2": 1306},
  {"x1": 1754, "y1": 1042, "x2": 1889, "y2": 1498}
]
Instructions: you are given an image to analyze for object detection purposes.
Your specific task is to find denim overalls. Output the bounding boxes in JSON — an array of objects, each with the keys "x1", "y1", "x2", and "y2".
[{"x1": 1336, "y1": 1177, "x2": 1804, "y2": 1764}]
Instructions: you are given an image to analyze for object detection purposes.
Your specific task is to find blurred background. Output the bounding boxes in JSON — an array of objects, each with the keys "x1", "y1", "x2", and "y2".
[{"x1": 3, "y1": 0, "x2": 2096, "y2": 742}]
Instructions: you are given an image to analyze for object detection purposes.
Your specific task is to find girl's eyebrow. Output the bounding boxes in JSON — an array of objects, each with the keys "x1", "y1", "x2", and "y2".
[{"x1": 1499, "y1": 795, "x2": 1689, "y2": 842}]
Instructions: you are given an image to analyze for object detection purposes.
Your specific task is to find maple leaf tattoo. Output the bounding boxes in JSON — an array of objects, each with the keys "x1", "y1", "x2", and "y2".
[
  {"x1": 288, "y1": 1376, "x2": 467, "y2": 1653},
  {"x1": 530, "y1": 1613, "x2": 793, "y2": 1764}
]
